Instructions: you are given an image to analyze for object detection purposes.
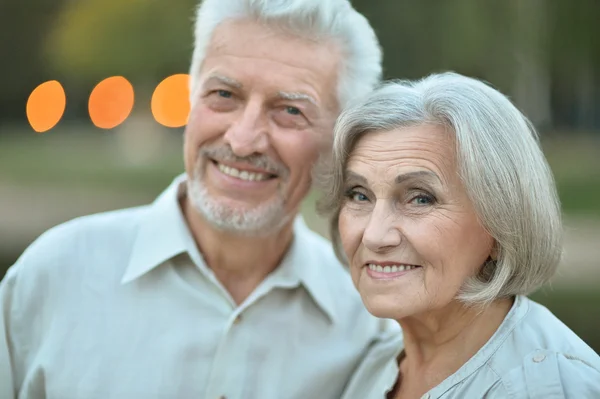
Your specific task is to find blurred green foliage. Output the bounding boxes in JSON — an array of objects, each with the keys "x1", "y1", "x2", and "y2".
[
  {"x1": 0, "y1": 130, "x2": 183, "y2": 193},
  {"x1": 0, "y1": 0, "x2": 65, "y2": 120},
  {"x1": 45, "y1": 0, "x2": 198, "y2": 86},
  {"x1": 541, "y1": 137, "x2": 600, "y2": 215},
  {"x1": 2, "y1": 0, "x2": 599, "y2": 129}
]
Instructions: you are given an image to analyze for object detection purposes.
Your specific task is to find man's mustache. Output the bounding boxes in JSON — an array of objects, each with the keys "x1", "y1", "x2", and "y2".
[{"x1": 199, "y1": 145, "x2": 289, "y2": 178}]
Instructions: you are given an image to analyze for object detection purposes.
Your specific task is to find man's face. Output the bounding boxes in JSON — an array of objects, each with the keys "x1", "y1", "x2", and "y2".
[{"x1": 183, "y1": 19, "x2": 340, "y2": 235}]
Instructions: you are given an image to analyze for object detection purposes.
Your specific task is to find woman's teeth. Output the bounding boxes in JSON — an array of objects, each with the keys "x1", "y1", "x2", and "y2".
[{"x1": 367, "y1": 264, "x2": 419, "y2": 273}]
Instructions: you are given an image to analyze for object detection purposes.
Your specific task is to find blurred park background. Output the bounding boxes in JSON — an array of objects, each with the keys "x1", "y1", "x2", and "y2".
[{"x1": 1, "y1": 0, "x2": 599, "y2": 351}]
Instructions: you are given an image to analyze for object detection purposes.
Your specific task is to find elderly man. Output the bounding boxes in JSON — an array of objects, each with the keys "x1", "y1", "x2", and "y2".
[{"x1": 0, "y1": 0, "x2": 397, "y2": 398}]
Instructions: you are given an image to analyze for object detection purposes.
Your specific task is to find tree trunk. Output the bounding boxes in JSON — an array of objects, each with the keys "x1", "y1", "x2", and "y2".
[{"x1": 511, "y1": 0, "x2": 553, "y2": 130}]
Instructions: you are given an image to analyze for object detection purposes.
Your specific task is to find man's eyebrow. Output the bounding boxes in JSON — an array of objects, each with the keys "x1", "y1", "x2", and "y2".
[
  {"x1": 395, "y1": 171, "x2": 441, "y2": 184},
  {"x1": 204, "y1": 74, "x2": 243, "y2": 89},
  {"x1": 344, "y1": 171, "x2": 368, "y2": 185},
  {"x1": 276, "y1": 91, "x2": 317, "y2": 106}
]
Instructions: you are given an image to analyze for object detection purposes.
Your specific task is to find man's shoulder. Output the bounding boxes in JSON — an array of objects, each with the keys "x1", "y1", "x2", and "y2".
[
  {"x1": 7, "y1": 205, "x2": 149, "y2": 286},
  {"x1": 297, "y1": 225, "x2": 354, "y2": 292},
  {"x1": 295, "y1": 224, "x2": 394, "y2": 331},
  {"x1": 299, "y1": 226, "x2": 342, "y2": 266},
  {"x1": 341, "y1": 327, "x2": 402, "y2": 399},
  {"x1": 28, "y1": 205, "x2": 147, "y2": 254}
]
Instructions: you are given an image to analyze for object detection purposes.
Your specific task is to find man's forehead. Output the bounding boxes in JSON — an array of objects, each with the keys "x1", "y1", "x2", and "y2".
[
  {"x1": 209, "y1": 18, "x2": 316, "y2": 51},
  {"x1": 202, "y1": 70, "x2": 320, "y2": 106},
  {"x1": 206, "y1": 20, "x2": 339, "y2": 75},
  {"x1": 200, "y1": 19, "x2": 341, "y2": 110}
]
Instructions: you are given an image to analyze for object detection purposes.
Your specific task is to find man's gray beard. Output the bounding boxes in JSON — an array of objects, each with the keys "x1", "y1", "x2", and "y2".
[{"x1": 186, "y1": 158, "x2": 291, "y2": 237}]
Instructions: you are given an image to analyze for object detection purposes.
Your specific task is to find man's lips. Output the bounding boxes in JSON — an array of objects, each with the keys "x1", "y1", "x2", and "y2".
[
  {"x1": 210, "y1": 159, "x2": 279, "y2": 182},
  {"x1": 210, "y1": 158, "x2": 277, "y2": 177},
  {"x1": 210, "y1": 159, "x2": 278, "y2": 183}
]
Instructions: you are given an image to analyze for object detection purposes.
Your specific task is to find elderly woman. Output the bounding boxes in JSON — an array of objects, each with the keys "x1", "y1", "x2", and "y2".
[{"x1": 322, "y1": 72, "x2": 600, "y2": 398}]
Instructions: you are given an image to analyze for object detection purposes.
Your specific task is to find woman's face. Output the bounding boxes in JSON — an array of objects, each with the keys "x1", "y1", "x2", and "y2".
[{"x1": 338, "y1": 125, "x2": 494, "y2": 320}]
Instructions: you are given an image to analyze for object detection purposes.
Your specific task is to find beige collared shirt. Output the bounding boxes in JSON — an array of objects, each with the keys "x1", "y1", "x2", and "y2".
[{"x1": 0, "y1": 174, "x2": 399, "y2": 399}]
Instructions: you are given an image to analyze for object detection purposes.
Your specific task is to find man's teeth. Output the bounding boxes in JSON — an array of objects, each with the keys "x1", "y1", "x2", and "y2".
[
  {"x1": 217, "y1": 163, "x2": 270, "y2": 181},
  {"x1": 367, "y1": 264, "x2": 419, "y2": 273}
]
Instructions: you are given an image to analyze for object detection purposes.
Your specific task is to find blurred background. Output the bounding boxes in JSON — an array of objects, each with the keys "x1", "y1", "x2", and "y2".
[{"x1": 1, "y1": 0, "x2": 599, "y2": 351}]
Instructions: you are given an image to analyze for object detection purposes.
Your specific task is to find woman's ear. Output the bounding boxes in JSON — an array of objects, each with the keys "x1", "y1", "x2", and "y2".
[{"x1": 490, "y1": 241, "x2": 498, "y2": 261}]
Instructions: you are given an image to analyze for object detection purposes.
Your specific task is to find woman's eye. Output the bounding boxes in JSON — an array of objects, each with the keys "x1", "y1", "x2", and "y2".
[
  {"x1": 410, "y1": 194, "x2": 435, "y2": 206},
  {"x1": 354, "y1": 192, "x2": 368, "y2": 202},
  {"x1": 346, "y1": 190, "x2": 369, "y2": 202}
]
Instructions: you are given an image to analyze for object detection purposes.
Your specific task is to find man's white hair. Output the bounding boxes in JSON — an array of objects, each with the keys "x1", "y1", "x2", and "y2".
[{"x1": 189, "y1": 0, "x2": 382, "y2": 109}]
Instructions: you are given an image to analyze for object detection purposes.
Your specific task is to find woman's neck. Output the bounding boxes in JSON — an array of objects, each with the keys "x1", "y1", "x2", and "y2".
[{"x1": 394, "y1": 297, "x2": 514, "y2": 398}]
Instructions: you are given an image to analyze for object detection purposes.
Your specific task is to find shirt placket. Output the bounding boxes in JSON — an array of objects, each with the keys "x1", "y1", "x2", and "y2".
[
  {"x1": 204, "y1": 310, "x2": 246, "y2": 399},
  {"x1": 200, "y1": 266, "x2": 299, "y2": 399}
]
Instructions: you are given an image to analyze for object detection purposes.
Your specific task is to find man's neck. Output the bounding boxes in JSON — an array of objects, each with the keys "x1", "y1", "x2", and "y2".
[{"x1": 182, "y1": 197, "x2": 295, "y2": 305}]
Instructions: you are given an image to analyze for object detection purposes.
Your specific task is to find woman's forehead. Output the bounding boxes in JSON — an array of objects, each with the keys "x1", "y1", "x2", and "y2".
[{"x1": 346, "y1": 126, "x2": 456, "y2": 175}]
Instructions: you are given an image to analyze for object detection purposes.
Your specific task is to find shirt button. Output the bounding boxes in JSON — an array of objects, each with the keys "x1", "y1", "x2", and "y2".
[
  {"x1": 533, "y1": 353, "x2": 546, "y2": 363},
  {"x1": 233, "y1": 315, "x2": 242, "y2": 324}
]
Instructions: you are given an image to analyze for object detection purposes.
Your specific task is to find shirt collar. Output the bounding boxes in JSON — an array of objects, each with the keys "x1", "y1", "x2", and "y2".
[
  {"x1": 121, "y1": 173, "x2": 195, "y2": 284},
  {"x1": 268, "y1": 216, "x2": 339, "y2": 324},
  {"x1": 427, "y1": 295, "x2": 528, "y2": 397},
  {"x1": 121, "y1": 174, "x2": 339, "y2": 323}
]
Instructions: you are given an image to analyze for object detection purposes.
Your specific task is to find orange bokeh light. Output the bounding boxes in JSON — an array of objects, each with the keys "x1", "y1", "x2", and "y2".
[
  {"x1": 151, "y1": 74, "x2": 190, "y2": 128},
  {"x1": 88, "y1": 76, "x2": 135, "y2": 129},
  {"x1": 26, "y1": 80, "x2": 67, "y2": 133}
]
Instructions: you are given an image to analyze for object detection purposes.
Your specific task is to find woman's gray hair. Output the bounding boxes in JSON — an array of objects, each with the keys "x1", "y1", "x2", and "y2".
[
  {"x1": 189, "y1": 0, "x2": 382, "y2": 109},
  {"x1": 319, "y1": 72, "x2": 563, "y2": 305}
]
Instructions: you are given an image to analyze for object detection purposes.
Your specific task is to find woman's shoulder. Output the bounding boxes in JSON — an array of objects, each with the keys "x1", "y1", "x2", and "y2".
[
  {"x1": 514, "y1": 296, "x2": 599, "y2": 364},
  {"x1": 488, "y1": 296, "x2": 600, "y2": 396},
  {"x1": 488, "y1": 349, "x2": 600, "y2": 398}
]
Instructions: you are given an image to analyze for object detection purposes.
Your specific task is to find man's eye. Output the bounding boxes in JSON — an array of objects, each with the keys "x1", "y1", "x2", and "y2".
[
  {"x1": 217, "y1": 90, "x2": 232, "y2": 98},
  {"x1": 286, "y1": 106, "x2": 301, "y2": 115}
]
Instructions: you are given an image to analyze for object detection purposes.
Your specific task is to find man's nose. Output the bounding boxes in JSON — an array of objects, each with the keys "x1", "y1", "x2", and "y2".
[{"x1": 223, "y1": 102, "x2": 269, "y2": 157}]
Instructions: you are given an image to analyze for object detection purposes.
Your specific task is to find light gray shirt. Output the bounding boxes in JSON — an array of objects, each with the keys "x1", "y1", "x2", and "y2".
[
  {"x1": 345, "y1": 295, "x2": 600, "y2": 398},
  {"x1": 0, "y1": 174, "x2": 398, "y2": 399}
]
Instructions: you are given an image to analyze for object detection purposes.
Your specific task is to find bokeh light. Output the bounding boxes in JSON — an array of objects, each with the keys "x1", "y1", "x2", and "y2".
[
  {"x1": 151, "y1": 74, "x2": 190, "y2": 128},
  {"x1": 88, "y1": 76, "x2": 135, "y2": 129},
  {"x1": 26, "y1": 81, "x2": 67, "y2": 133}
]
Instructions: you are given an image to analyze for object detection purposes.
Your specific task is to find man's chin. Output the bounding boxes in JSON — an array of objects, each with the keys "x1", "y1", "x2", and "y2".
[
  {"x1": 212, "y1": 196, "x2": 271, "y2": 211},
  {"x1": 187, "y1": 177, "x2": 291, "y2": 233},
  {"x1": 203, "y1": 209, "x2": 291, "y2": 237}
]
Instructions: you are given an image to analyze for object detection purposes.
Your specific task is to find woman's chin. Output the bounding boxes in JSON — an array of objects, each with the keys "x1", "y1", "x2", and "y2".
[{"x1": 360, "y1": 294, "x2": 410, "y2": 321}]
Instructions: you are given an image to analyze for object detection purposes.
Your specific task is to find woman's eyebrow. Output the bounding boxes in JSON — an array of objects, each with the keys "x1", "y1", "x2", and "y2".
[
  {"x1": 395, "y1": 171, "x2": 441, "y2": 184},
  {"x1": 344, "y1": 170, "x2": 368, "y2": 185},
  {"x1": 344, "y1": 170, "x2": 442, "y2": 186}
]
